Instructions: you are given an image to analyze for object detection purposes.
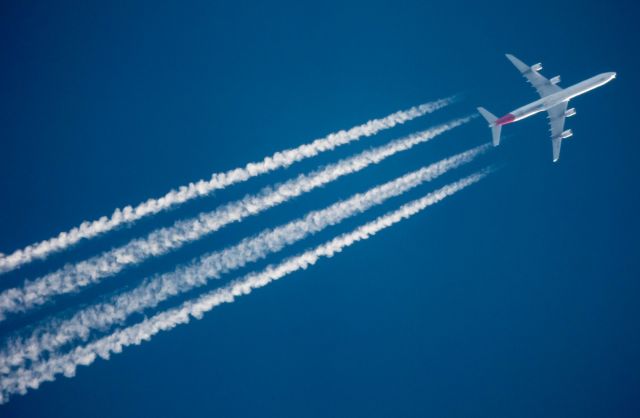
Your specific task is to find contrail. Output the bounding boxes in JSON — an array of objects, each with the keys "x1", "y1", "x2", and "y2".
[
  {"x1": 0, "y1": 117, "x2": 472, "y2": 320},
  {"x1": 0, "y1": 99, "x2": 452, "y2": 275},
  {"x1": 0, "y1": 169, "x2": 492, "y2": 404},
  {"x1": 0, "y1": 145, "x2": 489, "y2": 374}
]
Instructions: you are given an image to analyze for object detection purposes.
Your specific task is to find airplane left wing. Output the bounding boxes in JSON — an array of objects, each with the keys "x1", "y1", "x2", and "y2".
[
  {"x1": 547, "y1": 102, "x2": 568, "y2": 162},
  {"x1": 506, "y1": 54, "x2": 563, "y2": 98}
]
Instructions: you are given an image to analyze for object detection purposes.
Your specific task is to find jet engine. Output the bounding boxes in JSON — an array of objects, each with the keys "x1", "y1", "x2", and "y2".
[
  {"x1": 550, "y1": 75, "x2": 561, "y2": 85},
  {"x1": 561, "y1": 129, "x2": 573, "y2": 139},
  {"x1": 565, "y1": 108, "x2": 576, "y2": 117},
  {"x1": 531, "y1": 62, "x2": 543, "y2": 72}
]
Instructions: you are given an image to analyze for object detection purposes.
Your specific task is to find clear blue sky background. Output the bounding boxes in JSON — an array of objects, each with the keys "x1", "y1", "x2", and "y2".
[{"x1": 1, "y1": 1, "x2": 638, "y2": 417}]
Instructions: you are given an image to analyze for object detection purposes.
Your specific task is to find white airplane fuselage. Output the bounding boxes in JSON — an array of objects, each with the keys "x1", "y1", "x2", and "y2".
[{"x1": 495, "y1": 72, "x2": 616, "y2": 126}]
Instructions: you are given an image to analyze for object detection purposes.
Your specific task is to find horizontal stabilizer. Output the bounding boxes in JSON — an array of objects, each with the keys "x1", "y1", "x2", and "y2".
[
  {"x1": 477, "y1": 107, "x2": 497, "y2": 124},
  {"x1": 477, "y1": 107, "x2": 502, "y2": 146}
]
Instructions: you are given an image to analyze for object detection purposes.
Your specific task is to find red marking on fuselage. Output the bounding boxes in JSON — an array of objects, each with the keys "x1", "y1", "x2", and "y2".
[{"x1": 495, "y1": 114, "x2": 516, "y2": 126}]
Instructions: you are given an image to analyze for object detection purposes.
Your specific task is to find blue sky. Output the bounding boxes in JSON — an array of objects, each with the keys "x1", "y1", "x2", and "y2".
[{"x1": 0, "y1": 1, "x2": 639, "y2": 417}]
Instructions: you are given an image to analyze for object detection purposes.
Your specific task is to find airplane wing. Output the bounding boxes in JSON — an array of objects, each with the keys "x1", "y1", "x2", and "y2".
[
  {"x1": 547, "y1": 102, "x2": 568, "y2": 162},
  {"x1": 506, "y1": 54, "x2": 563, "y2": 98}
]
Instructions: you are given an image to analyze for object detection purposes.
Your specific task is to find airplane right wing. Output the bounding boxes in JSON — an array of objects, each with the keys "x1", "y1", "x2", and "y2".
[
  {"x1": 547, "y1": 102, "x2": 569, "y2": 162},
  {"x1": 506, "y1": 54, "x2": 563, "y2": 98}
]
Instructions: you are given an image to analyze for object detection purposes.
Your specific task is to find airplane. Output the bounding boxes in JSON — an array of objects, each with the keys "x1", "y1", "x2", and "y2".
[{"x1": 477, "y1": 54, "x2": 616, "y2": 162}]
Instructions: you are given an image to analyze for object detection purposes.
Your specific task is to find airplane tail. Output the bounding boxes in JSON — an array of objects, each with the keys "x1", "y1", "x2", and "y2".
[{"x1": 477, "y1": 107, "x2": 502, "y2": 146}]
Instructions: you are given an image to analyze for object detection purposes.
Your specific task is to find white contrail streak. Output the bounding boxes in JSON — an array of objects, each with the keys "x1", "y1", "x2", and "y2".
[
  {"x1": 0, "y1": 169, "x2": 492, "y2": 404},
  {"x1": 0, "y1": 116, "x2": 472, "y2": 320},
  {"x1": 0, "y1": 99, "x2": 452, "y2": 275},
  {"x1": 0, "y1": 145, "x2": 489, "y2": 374}
]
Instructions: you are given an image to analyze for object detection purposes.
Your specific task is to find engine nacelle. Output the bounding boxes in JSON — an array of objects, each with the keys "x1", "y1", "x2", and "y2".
[
  {"x1": 565, "y1": 108, "x2": 576, "y2": 117},
  {"x1": 550, "y1": 75, "x2": 561, "y2": 85},
  {"x1": 561, "y1": 129, "x2": 573, "y2": 139},
  {"x1": 531, "y1": 62, "x2": 543, "y2": 72}
]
